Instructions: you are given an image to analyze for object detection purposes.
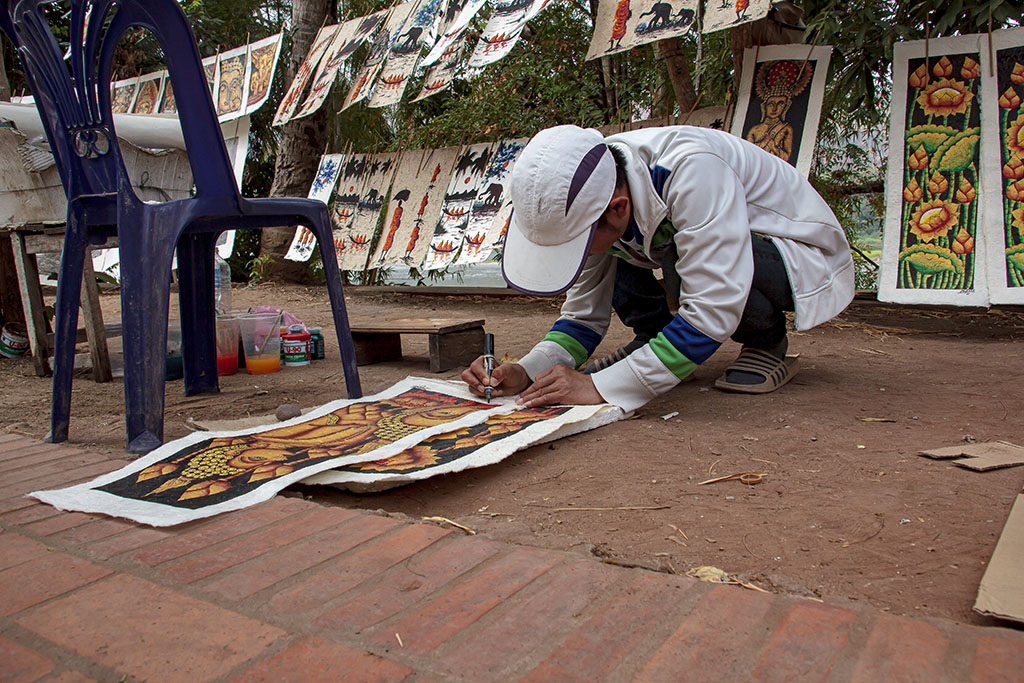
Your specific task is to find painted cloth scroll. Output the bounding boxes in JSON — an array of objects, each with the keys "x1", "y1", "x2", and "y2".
[
  {"x1": 731, "y1": 44, "x2": 831, "y2": 177},
  {"x1": 158, "y1": 70, "x2": 176, "y2": 113},
  {"x1": 879, "y1": 35, "x2": 987, "y2": 306},
  {"x1": 203, "y1": 55, "x2": 218, "y2": 95},
  {"x1": 308, "y1": 400, "x2": 625, "y2": 493},
  {"x1": 455, "y1": 137, "x2": 527, "y2": 264},
  {"x1": 131, "y1": 73, "x2": 163, "y2": 114},
  {"x1": 421, "y1": 0, "x2": 486, "y2": 67},
  {"x1": 413, "y1": 33, "x2": 468, "y2": 101},
  {"x1": 330, "y1": 153, "x2": 371, "y2": 269},
  {"x1": 245, "y1": 33, "x2": 284, "y2": 114},
  {"x1": 586, "y1": 0, "x2": 697, "y2": 60},
  {"x1": 702, "y1": 0, "x2": 772, "y2": 35},
  {"x1": 367, "y1": 146, "x2": 461, "y2": 268},
  {"x1": 340, "y1": 153, "x2": 398, "y2": 271},
  {"x1": 467, "y1": 0, "x2": 552, "y2": 68},
  {"x1": 343, "y1": 2, "x2": 416, "y2": 111},
  {"x1": 273, "y1": 23, "x2": 342, "y2": 126},
  {"x1": 111, "y1": 77, "x2": 139, "y2": 114},
  {"x1": 30, "y1": 378, "x2": 514, "y2": 527},
  {"x1": 983, "y1": 27, "x2": 1024, "y2": 304},
  {"x1": 424, "y1": 142, "x2": 495, "y2": 270},
  {"x1": 368, "y1": 0, "x2": 446, "y2": 108},
  {"x1": 285, "y1": 154, "x2": 346, "y2": 262},
  {"x1": 216, "y1": 45, "x2": 248, "y2": 120},
  {"x1": 293, "y1": 11, "x2": 389, "y2": 120}
]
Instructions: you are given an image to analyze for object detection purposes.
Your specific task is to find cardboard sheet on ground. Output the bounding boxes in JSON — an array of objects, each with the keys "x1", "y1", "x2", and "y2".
[
  {"x1": 878, "y1": 35, "x2": 989, "y2": 307},
  {"x1": 307, "y1": 401, "x2": 625, "y2": 492},
  {"x1": 30, "y1": 378, "x2": 515, "y2": 527},
  {"x1": 918, "y1": 441, "x2": 1024, "y2": 471},
  {"x1": 975, "y1": 493, "x2": 1024, "y2": 624}
]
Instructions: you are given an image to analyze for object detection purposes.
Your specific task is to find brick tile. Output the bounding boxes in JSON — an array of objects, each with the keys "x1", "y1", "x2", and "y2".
[
  {"x1": 0, "y1": 551, "x2": 111, "y2": 617},
  {"x1": 229, "y1": 637, "x2": 411, "y2": 682},
  {"x1": 46, "y1": 671, "x2": 97, "y2": 682},
  {"x1": 51, "y1": 518, "x2": 133, "y2": 545},
  {"x1": 269, "y1": 522, "x2": 449, "y2": 616},
  {"x1": 0, "y1": 461, "x2": 121, "y2": 501},
  {"x1": 636, "y1": 585, "x2": 774, "y2": 680},
  {"x1": 159, "y1": 507, "x2": 350, "y2": 584},
  {"x1": 1, "y1": 454, "x2": 110, "y2": 488},
  {"x1": 3, "y1": 502, "x2": 62, "y2": 525},
  {"x1": 523, "y1": 571, "x2": 702, "y2": 682},
  {"x1": 751, "y1": 602, "x2": 857, "y2": 682},
  {"x1": 851, "y1": 615, "x2": 949, "y2": 682},
  {"x1": 201, "y1": 514, "x2": 400, "y2": 601},
  {"x1": 16, "y1": 574, "x2": 285, "y2": 681},
  {"x1": 0, "y1": 494, "x2": 40, "y2": 515},
  {"x1": 22, "y1": 512, "x2": 97, "y2": 537},
  {"x1": 971, "y1": 636, "x2": 1024, "y2": 682},
  {"x1": 440, "y1": 558, "x2": 621, "y2": 679},
  {"x1": 0, "y1": 432, "x2": 34, "y2": 446},
  {"x1": 131, "y1": 496, "x2": 312, "y2": 567},
  {"x1": 0, "y1": 633, "x2": 54, "y2": 681},
  {"x1": 372, "y1": 546, "x2": 563, "y2": 655},
  {"x1": 0, "y1": 531, "x2": 51, "y2": 571},
  {"x1": 0, "y1": 437, "x2": 51, "y2": 460},
  {"x1": 85, "y1": 527, "x2": 174, "y2": 561},
  {"x1": 314, "y1": 535, "x2": 502, "y2": 634}
]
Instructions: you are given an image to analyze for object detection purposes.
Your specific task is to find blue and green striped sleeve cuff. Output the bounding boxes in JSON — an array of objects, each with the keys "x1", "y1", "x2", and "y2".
[{"x1": 542, "y1": 319, "x2": 603, "y2": 368}]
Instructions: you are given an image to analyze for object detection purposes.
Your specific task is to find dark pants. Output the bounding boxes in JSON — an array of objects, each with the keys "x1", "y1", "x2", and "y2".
[{"x1": 613, "y1": 235, "x2": 794, "y2": 350}]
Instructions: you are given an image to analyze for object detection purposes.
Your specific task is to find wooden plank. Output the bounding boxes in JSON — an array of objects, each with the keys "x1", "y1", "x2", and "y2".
[
  {"x1": 349, "y1": 318, "x2": 484, "y2": 335},
  {"x1": 9, "y1": 232, "x2": 51, "y2": 376},
  {"x1": 429, "y1": 327, "x2": 485, "y2": 373},
  {"x1": 79, "y1": 252, "x2": 112, "y2": 382},
  {"x1": 23, "y1": 232, "x2": 117, "y2": 255}
]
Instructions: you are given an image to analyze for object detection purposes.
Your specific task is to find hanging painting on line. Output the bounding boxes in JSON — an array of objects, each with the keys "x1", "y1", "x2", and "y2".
[
  {"x1": 285, "y1": 154, "x2": 346, "y2": 263},
  {"x1": 245, "y1": 33, "x2": 284, "y2": 114},
  {"x1": 983, "y1": 27, "x2": 1024, "y2": 305},
  {"x1": 424, "y1": 142, "x2": 495, "y2": 270},
  {"x1": 341, "y1": 152, "x2": 398, "y2": 271},
  {"x1": 586, "y1": 0, "x2": 697, "y2": 61},
  {"x1": 879, "y1": 34, "x2": 986, "y2": 306},
  {"x1": 730, "y1": 44, "x2": 831, "y2": 177},
  {"x1": 455, "y1": 137, "x2": 527, "y2": 265},
  {"x1": 702, "y1": 0, "x2": 772, "y2": 34}
]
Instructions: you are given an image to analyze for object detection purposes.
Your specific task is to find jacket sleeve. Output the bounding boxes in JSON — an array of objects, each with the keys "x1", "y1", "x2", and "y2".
[
  {"x1": 592, "y1": 152, "x2": 754, "y2": 412},
  {"x1": 517, "y1": 251, "x2": 617, "y2": 380}
]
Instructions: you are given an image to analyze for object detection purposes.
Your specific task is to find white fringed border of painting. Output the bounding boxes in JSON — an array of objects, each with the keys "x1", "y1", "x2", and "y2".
[
  {"x1": 28, "y1": 377, "x2": 516, "y2": 527},
  {"x1": 304, "y1": 401, "x2": 629, "y2": 493}
]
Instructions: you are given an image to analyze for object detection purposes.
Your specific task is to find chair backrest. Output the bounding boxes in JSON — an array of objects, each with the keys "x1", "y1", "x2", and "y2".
[{"x1": 0, "y1": 0, "x2": 240, "y2": 205}]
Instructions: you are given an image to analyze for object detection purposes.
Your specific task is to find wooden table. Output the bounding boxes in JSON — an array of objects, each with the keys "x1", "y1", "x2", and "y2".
[
  {"x1": 349, "y1": 318, "x2": 485, "y2": 373},
  {"x1": 6, "y1": 225, "x2": 113, "y2": 382}
]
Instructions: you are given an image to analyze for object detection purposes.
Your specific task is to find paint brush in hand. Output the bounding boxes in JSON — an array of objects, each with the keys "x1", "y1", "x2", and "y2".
[{"x1": 483, "y1": 333, "x2": 495, "y2": 402}]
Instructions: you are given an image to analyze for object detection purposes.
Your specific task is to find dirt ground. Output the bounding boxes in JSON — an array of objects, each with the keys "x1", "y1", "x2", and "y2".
[{"x1": 2, "y1": 282, "x2": 1023, "y2": 628}]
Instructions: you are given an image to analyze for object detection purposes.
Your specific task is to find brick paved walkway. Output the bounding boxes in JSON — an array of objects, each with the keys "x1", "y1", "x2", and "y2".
[{"x1": 2, "y1": 432, "x2": 1023, "y2": 681}]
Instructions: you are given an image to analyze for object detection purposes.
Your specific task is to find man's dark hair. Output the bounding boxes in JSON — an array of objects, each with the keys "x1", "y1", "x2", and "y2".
[{"x1": 608, "y1": 145, "x2": 628, "y2": 189}]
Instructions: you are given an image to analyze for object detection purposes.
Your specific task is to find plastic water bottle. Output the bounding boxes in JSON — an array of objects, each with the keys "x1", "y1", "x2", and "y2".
[{"x1": 214, "y1": 253, "x2": 232, "y2": 314}]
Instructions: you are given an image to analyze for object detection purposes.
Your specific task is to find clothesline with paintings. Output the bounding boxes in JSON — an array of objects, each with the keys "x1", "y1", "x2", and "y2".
[{"x1": 271, "y1": 0, "x2": 776, "y2": 126}]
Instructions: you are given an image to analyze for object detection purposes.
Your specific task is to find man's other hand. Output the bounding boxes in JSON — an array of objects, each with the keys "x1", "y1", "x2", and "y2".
[
  {"x1": 461, "y1": 357, "x2": 531, "y2": 401},
  {"x1": 516, "y1": 366, "x2": 604, "y2": 407}
]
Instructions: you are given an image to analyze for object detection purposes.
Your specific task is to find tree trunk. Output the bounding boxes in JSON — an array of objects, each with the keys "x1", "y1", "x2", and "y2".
[
  {"x1": 261, "y1": 0, "x2": 334, "y2": 283},
  {"x1": 653, "y1": 38, "x2": 698, "y2": 116}
]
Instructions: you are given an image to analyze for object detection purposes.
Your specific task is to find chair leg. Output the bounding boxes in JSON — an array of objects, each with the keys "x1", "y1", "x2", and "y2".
[
  {"x1": 118, "y1": 222, "x2": 177, "y2": 454},
  {"x1": 46, "y1": 206, "x2": 89, "y2": 444},
  {"x1": 308, "y1": 219, "x2": 362, "y2": 399},
  {"x1": 176, "y1": 233, "x2": 219, "y2": 396}
]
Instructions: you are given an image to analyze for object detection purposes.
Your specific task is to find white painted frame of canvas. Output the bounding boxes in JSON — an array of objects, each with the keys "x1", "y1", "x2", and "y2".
[
  {"x1": 982, "y1": 27, "x2": 1024, "y2": 305},
  {"x1": 878, "y1": 34, "x2": 990, "y2": 307},
  {"x1": 30, "y1": 377, "x2": 516, "y2": 527},
  {"x1": 730, "y1": 43, "x2": 832, "y2": 178}
]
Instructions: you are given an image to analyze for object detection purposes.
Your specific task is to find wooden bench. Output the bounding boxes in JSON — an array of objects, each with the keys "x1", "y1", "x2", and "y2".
[{"x1": 349, "y1": 318, "x2": 485, "y2": 373}]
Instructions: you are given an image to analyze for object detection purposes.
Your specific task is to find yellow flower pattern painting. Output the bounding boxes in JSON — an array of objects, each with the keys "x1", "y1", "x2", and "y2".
[
  {"x1": 996, "y1": 44, "x2": 1024, "y2": 288},
  {"x1": 897, "y1": 53, "x2": 982, "y2": 290}
]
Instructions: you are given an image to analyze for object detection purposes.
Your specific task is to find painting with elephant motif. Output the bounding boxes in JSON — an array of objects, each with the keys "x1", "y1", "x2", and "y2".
[
  {"x1": 340, "y1": 152, "x2": 398, "y2": 271},
  {"x1": 879, "y1": 35, "x2": 988, "y2": 306},
  {"x1": 30, "y1": 378, "x2": 624, "y2": 526},
  {"x1": 424, "y1": 142, "x2": 496, "y2": 270},
  {"x1": 366, "y1": 146, "x2": 461, "y2": 269},
  {"x1": 455, "y1": 137, "x2": 527, "y2": 265},
  {"x1": 982, "y1": 27, "x2": 1024, "y2": 305},
  {"x1": 329, "y1": 152, "x2": 371, "y2": 269},
  {"x1": 368, "y1": 0, "x2": 445, "y2": 108},
  {"x1": 702, "y1": 0, "x2": 772, "y2": 35},
  {"x1": 586, "y1": 0, "x2": 698, "y2": 60},
  {"x1": 731, "y1": 44, "x2": 831, "y2": 177},
  {"x1": 285, "y1": 154, "x2": 346, "y2": 263}
]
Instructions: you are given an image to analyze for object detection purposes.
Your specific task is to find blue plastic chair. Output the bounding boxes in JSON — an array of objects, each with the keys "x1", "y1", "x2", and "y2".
[{"x1": 0, "y1": 0, "x2": 362, "y2": 453}]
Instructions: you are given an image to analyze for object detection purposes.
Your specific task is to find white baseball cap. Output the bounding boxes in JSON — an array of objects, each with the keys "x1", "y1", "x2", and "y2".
[{"x1": 502, "y1": 125, "x2": 616, "y2": 296}]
